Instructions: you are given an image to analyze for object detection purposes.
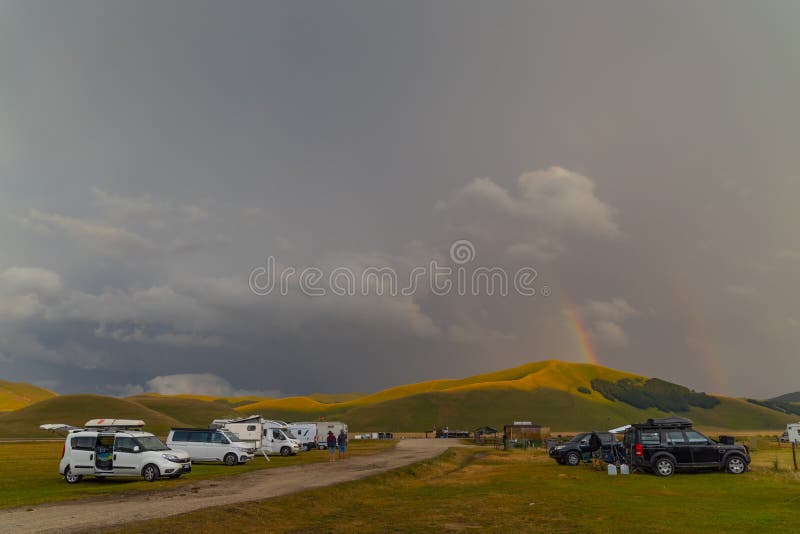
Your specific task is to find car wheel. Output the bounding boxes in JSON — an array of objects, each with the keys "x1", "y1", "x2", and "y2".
[
  {"x1": 566, "y1": 451, "x2": 581, "y2": 466},
  {"x1": 142, "y1": 464, "x2": 160, "y2": 482},
  {"x1": 654, "y1": 457, "x2": 675, "y2": 477},
  {"x1": 280, "y1": 446, "x2": 291, "y2": 457},
  {"x1": 64, "y1": 467, "x2": 82, "y2": 484},
  {"x1": 224, "y1": 453, "x2": 238, "y2": 466},
  {"x1": 726, "y1": 456, "x2": 746, "y2": 474}
]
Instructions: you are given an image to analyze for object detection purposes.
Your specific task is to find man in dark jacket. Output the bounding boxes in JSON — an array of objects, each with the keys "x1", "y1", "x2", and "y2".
[{"x1": 326, "y1": 431, "x2": 337, "y2": 462}]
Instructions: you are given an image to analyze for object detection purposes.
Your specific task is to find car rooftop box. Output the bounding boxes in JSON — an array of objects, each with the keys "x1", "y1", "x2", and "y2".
[{"x1": 634, "y1": 417, "x2": 693, "y2": 428}]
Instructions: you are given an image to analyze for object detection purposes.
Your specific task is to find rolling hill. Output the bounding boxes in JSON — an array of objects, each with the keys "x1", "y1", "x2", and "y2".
[
  {"x1": 0, "y1": 395, "x2": 185, "y2": 437},
  {"x1": 0, "y1": 360, "x2": 795, "y2": 437},
  {"x1": 234, "y1": 360, "x2": 795, "y2": 432},
  {"x1": 0, "y1": 380, "x2": 57, "y2": 412}
]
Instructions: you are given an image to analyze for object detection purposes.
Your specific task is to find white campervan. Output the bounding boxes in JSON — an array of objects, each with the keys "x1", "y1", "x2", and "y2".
[
  {"x1": 41, "y1": 419, "x2": 191, "y2": 484},
  {"x1": 261, "y1": 419, "x2": 301, "y2": 456}
]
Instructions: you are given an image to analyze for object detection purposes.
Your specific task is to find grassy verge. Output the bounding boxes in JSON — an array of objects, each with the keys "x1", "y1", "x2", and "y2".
[
  {"x1": 0, "y1": 440, "x2": 395, "y2": 509},
  {"x1": 120, "y1": 440, "x2": 800, "y2": 533}
]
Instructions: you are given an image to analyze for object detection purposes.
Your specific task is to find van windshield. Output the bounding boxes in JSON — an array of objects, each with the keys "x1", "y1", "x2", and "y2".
[
  {"x1": 284, "y1": 429, "x2": 296, "y2": 439},
  {"x1": 137, "y1": 436, "x2": 169, "y2": 451}
]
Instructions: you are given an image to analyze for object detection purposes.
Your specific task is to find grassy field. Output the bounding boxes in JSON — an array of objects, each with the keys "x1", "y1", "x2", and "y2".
[
  {"x1": 0, "y1": 439, "x2": 395, "y2": 509},
  {"x1": 119, "y1": 438, "x2": 800, "y2": 533}
]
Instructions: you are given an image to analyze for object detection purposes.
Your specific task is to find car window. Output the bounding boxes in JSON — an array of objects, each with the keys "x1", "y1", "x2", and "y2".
[
  {"x1": 247, "y1": 425, "x2": 256, "y2": 431},
  {"x1": 685, "y1": 430, "x2": 709, "y2": 444},
  {"x1": 71, "y1": 436, "x2": 95, "y2": 451},
  {"x1": 114, "y1": 436, "x2": 137, "y2": 452},
  {"x1": 211, "y1": 432, "x2": 227, "y2": 444},
  {"x1": 171, "y1": 431, "x2": 188, "y2": 442},
  {"x1": 640, "y1": 431, "x2": 661, "y2": 445},
  {"x1": 666, "y1": 431, "x2": 686, "y2": 444},
  {"x1": 189, "y1": 431, "x2": 210, "y2": 442},
  {"x1": 273, "y1": 430, "x2": 283, "y2": 440}
]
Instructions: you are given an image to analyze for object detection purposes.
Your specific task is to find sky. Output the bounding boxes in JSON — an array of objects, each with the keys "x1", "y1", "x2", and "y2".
[{"x1": 1, "y1": 1, "x2": 798, "y2": 398}]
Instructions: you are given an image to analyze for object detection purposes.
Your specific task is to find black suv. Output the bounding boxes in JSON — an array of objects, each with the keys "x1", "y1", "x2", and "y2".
[
  {"x1": 623, "y1": 417, "x2": 750, "y2": 477},
  {"x1": 549, "y1": 432, "x2": 616, "y2": 466}
]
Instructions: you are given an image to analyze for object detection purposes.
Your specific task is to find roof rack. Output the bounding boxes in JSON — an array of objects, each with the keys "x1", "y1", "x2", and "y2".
[
  {"x1": 636, "y1": 417, "x2": 693, "y2": 428},
  {"x1": 84, "y1": 419, "x2": 145, "y2": 431}
]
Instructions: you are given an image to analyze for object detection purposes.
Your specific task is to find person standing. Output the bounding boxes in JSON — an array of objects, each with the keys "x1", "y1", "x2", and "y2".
[
  {"x1": 326, "y1": 431, "x2": 337, "y2": 462},
  {"x1": 337, "y1": 429, "x2": 348, "y2": 460}
]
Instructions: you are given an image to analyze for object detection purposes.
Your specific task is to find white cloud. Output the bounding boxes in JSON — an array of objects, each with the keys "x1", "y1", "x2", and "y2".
[
  {"x1": 145, "y1": 373, "x2": 271, "y2": 397},
  {"x1": 580, "y1": 297, "x2": 638, "y2": 350},
  {"x1": 593, "y1": 320, "x2": 630, "y2": 348},
  {"x1": 15, "y1": 209, "x2": 153, "y2": 251},
  {"x1": 91, "y1": 187, "x2": 159, "y2": 219}
]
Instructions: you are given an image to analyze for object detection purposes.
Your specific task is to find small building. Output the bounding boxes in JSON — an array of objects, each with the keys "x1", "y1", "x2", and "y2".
[{"x1": 474, "y1": 426, "x2": 499, "y2": 443}]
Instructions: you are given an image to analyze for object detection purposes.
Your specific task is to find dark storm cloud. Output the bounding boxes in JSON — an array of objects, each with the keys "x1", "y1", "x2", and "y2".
[{"x1": 1, "y1": 1, "x2": 799, "y2": 397}]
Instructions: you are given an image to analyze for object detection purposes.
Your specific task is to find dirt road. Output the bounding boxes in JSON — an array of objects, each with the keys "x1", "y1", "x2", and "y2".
[{"x1": 2, "y1": 439, "x2": 461, "y2": 533}]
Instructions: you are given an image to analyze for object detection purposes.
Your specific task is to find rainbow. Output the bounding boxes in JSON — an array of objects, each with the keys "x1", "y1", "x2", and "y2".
[{"x1": 562, "y1": 294, "x2": 600, "y2": 365}]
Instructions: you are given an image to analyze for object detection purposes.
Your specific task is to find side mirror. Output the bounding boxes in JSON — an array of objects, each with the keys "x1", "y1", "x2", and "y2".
[{"x1": 133, "y1": 446, "x2": 140, "y2": 453}]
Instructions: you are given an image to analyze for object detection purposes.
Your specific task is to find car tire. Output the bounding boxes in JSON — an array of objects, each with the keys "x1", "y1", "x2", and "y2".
[
  {"x1": 566, "y1": 451, "x2": 581, "y2": 466},
  {"x1": 64, "y1": 467, "x2": 82, "y2": 484},
  {"x1": 280, "y1": 446, "x2": 291, "y2": 457},
  {"x1": 224, "y1": 453, "x2": 238, "y2": 466},
  {"x1": 142, "y1": 464, "x2": 160, "y2": 482},
  {"x1": 725, "y1": 455, "x2": 746, "y2": 475},
  {"x1": 654, "y1": 457, "x2": 675, "y2": 477}
]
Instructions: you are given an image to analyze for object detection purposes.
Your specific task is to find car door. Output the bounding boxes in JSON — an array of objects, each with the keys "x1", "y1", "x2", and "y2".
[
  {"x1": 113, "y1": 436, "x2": 141, "y2": 475},
  {"x1": 94, "y1": 434, "x2": 115, "y2": 473},
  {"x1": 209, "y1": 431, "x2": 228, "y2": 460},
  {"x1": 69, "y1": 435, "x2": 98, "y2": 476},
  {"x1": 190, "y1": 431, "x2": 212, "y2": 460},
  {"x1": 665, "y1": 430, "x2": 692, "y2": 465},
  {"x1": 686, "y1": 430, "x2": 719, "y2": 465}
]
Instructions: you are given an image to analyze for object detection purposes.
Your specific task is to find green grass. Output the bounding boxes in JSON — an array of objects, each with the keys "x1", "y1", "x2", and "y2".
[
  {"x1": 119, "y1": 441, "x2": 800, "y2": 533},
  {"x1": 0, "y1": 440, "x2": 395, "y2": 510}
]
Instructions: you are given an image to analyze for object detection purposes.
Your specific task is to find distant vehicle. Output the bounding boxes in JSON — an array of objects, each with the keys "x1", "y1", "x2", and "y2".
[
  {"x1": 786, "y1": 423, "x2": 800, "y2": 443},
  {"x1": 779, "y1": 431, "x2": 790, "y2": 443},
  {"x1": 287, "y1": 422, "x2": 318, "y2": 451},
  {"x1": 623, "y1": 418, "x2": 750, "y2": 477},
  {"x1": 167, "y1": 428, "x2": 255, "y2": 465},
  {"x1": 548, "y1": 432, "x2": 616, "y2": 466},
  {"x1": 40, "y1": 419, "x2": 191, "y2": 483}
]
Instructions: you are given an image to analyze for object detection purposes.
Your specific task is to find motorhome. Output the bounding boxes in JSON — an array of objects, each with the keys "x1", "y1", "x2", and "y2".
[
  {"x1": 786, "y1": 423, "x2": 800, "y2": 443},
  {"x1": 261, "y1": 419, "x2": 301, "y2": 456},
  {"x1": 287, "y1": 422, "x2": 318, "y2": 450},
  {"x1": 212, "y1": 416, "x2": 301, "y2": 457},
  {"x1": 309, "y1": 421, "x2": 349, "y2": 450},
  {"x1": 40, "y1": 419, "x2": 191, "y2": 484}
]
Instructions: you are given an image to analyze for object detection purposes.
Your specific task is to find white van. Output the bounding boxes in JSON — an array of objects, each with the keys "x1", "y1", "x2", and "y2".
[
  {"x1": 41, "y1": 419, "x2": 191, "y2": 484},
  {"x1": 211, "y1": 415, "x2": 263, "y2": 449},
  {"x1": 261, "y1": 420, "x2": 301, "y2": 456},
  {"x1": 166, "y1": 428, "x2": 255, "y2": 465}
]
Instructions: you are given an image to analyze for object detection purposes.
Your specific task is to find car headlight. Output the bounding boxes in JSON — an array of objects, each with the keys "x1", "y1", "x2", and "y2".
[{"x1": 162, "y1": 454, "x2": 182, "y2": 463}]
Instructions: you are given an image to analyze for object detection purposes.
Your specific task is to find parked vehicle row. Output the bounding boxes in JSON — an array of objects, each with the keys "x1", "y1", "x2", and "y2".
[
  {"x1": 42, "y1": 416, "x2": 350, "y2": 484},
  {"x1": 548, "y1": 417, "x2": 752, "y2": 477}
]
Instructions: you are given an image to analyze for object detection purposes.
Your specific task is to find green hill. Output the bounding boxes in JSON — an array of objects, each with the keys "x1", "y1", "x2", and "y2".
[
  {"x1": 770, "y1": 391, "x2": 800, "y2": 404},
  {"x1": 0, "y1": 395, "x2": 184, "y2": 438},
  {"x1": 235, "y1": 360, "x2": 795, "y2": 432},
  {"x1": 0, "y1": 380, "x2": 57, "y2": 412},
  {"x1": 126, "y1": 394, "x2": 240, "y2": 426}
]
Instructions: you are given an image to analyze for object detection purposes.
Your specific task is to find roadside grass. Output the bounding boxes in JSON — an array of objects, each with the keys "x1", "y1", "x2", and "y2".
[
  {"x1": 119, "y1": 441, "x2": 800, "y2": 533},
  {"x1": 0, "y1": 440, "x2": 395, "y2": 510}
]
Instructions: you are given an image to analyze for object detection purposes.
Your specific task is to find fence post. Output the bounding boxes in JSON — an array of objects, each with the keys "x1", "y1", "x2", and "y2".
[{"x1": 793, "y1": 442, "x2": 798, "y2": 472}]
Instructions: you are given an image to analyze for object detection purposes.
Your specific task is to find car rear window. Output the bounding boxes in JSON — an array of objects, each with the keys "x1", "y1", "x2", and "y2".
[
  {"x1": 640, "y1": 431, "x2": 661, "y2": 445},
  {"x1": 189, "y1": 431, "x2": 211, "y2": 442}
]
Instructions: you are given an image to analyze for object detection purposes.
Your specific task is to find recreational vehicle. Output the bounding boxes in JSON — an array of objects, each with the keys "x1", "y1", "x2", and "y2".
[
  {"x1": 310, "y1": 421, "x2": 349, "y2": 450},
  {"x1": 166, "y1": 428, "x2": 256, "y2": 465},
  {"x1": 286, "y1": 422, "x2": 318, "y2": 450},
  {"x1": 40, "y1": 419, "x2": 191, "y2": 483}
]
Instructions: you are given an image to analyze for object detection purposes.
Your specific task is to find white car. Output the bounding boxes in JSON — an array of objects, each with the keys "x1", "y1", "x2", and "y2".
[
  {"x1": 166, "y1": 428, "x2": 255, "y2": 465},
  {"x1": 42, "y1": 419, "x2": 191, "y2": 484}
]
